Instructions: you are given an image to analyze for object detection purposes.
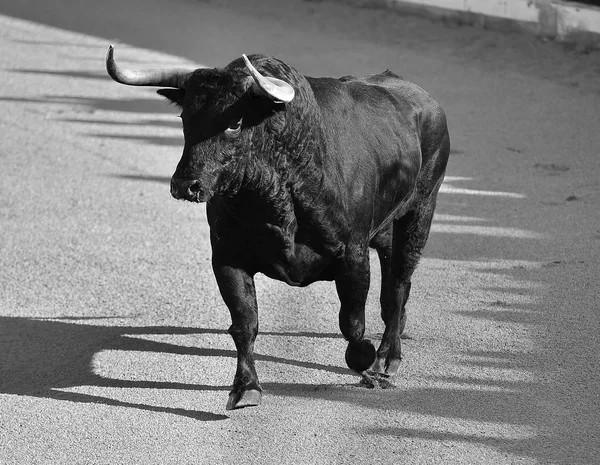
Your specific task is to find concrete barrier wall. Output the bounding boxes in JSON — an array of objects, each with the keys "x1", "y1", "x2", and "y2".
[{"x1": 342, "y1": 0, "x2": 600, "y2": 44}]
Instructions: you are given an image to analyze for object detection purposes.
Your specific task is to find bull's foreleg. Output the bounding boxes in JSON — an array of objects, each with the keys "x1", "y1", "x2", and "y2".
[
  {"x1": 212, "y1": 260, "x2": 262, "y2": 410},
  {"x1": 334, "y1": 246, "x2": 377, "y2": 375}
]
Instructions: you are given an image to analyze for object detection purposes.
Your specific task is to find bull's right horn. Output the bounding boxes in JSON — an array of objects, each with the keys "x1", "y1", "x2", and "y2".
[
  {"x1": 106, "y1": 45, "x2": 194, "y2": 88},
  {"x1": 242, "y1": 54, "x2": 295, "y2": 103}
]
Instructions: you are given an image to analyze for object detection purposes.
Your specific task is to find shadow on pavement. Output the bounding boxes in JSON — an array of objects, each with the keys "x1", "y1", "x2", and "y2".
[
  {"x1": 8, "y1": 68, "x2": 108, "y2": 81},
  {"x1": 0, "y1": 316, "x2": 347, "y2": 421},
  {"x1": 113, "y1": 174, "x2": 172, "y2": 184},
  {"x1": 0, "y1": 94, "x2": 172, "y2": 116},
  {"x1": 0, "y1": 92, "x2": 181, "y2": 147}
]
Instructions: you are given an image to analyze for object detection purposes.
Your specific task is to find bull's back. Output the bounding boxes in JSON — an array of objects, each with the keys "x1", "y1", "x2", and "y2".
[
  {"x1": 306, "y1": 72, "x2": 448, "y2": 231},
  {"x1": 338, "y1": 69, "x2": 448, "y2": 159}
]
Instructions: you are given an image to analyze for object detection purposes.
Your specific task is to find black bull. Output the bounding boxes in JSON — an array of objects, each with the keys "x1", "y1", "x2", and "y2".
[{"x1": 106, "y1": 47, "x2": 449, "y2": 410}]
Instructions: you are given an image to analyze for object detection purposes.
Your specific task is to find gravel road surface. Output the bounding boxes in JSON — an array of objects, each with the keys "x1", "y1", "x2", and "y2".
[{"x1": 0, "y1": 0, "x2": 599, "y2": 463}]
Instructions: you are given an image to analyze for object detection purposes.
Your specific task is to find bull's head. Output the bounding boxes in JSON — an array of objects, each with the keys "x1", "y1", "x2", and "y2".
[{"x1": 106, "y1": 46, "x2": 296, "y2": 203}]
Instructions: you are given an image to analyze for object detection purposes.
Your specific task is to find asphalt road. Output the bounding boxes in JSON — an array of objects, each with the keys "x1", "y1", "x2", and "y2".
[{"x1": 0, "y1": 0, "x2": 599, "y2": 463}]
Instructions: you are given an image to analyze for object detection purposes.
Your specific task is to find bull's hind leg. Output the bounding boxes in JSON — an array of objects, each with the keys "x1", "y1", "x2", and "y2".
[{"x1": 371, "y1": 192, "x2": 439, "y2": 379}]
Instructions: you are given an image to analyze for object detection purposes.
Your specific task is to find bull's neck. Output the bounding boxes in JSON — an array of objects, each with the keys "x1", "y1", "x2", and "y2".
[
  {"x1": 218, "y1": 103, "x2": 344, "y2": 254},
  {"x1": 215, "y1": 155, "x2": 297, "y2": 234},
  {"x1": 247, "y1": 153, "x2": 346, "y2": 257},
  {"x1": 218, "y1": 168, "x2": 344, "y2": 260}
]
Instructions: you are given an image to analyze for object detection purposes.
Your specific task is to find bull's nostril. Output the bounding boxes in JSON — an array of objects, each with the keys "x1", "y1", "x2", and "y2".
[{"x1": 188, "y1": 180, "x2": 202, "y2": 194}]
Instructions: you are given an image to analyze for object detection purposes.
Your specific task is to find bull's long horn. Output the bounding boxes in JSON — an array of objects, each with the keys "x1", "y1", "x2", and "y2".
[
  {"x1": 106, "y1": 45, "x2": 193, "y2": 88},
  {"x1": 242, "y1": 54, "x2": 295, "y2": 103}
]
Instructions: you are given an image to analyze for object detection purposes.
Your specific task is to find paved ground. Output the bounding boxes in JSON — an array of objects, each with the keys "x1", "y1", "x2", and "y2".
[{"x1": 0, "y1": 0, "x2": 598, "y2": 463}]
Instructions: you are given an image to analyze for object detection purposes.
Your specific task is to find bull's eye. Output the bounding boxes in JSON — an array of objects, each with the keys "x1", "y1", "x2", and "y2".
[{"x1": 226, "y1": 118, "x2": 243, "y2": 133}]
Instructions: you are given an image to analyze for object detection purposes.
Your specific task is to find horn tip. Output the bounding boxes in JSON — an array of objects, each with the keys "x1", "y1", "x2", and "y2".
[{"x1": 106, "y1": 45, "x2": 115, "y2": 62}]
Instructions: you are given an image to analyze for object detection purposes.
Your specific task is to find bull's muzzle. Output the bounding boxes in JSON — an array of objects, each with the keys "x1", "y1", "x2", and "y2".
[{"x1": 170, "y1": 177, "x2": 207, "y2": 203}]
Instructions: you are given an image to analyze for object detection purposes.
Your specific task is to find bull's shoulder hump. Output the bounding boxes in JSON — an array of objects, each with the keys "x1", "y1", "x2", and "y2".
[
  {"x1": 309, "y1": 73, "x2": 432, "y2": 101},
  {"x1": 306, "y1": 74, "x2": 443, "y2": 121},
  {"x1": 305, "y1": 76, "x2": 350, "y2": 108},
  {"x1": 361, "y1": 69, "x2": 403, "y2": 84},
  {"x1": 364, "y1": 76, "x2": 438, "y2": 106},
  {"x1": 361, "y1": 76, "x2": 445, "y2": 122}
]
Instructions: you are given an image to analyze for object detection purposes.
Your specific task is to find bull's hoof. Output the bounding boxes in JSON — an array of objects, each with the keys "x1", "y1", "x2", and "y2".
[
  {"x1": 345, "y1": 339, "x2": 376, "y2": 373},
  {"x1": 367, "y1": 354, "x2": 401, "y2": 389},
  {"x1": 376, "y1": 375, "x2": 397, "y2": 390},
  {"x1": 370, "y1": 357, "x2": 386, "y2": 374},
  {"x1": 384, "y1": 358, "x2": 402, "y2": 376},
  {"x1": 359, "y1": 372, "x2": 378, "y2": 389},
  {"x1": 226, "y1": 389, "x2": 262, "y2": 410},
  {"x1": 360, "y1": 371, "x2": 397, "y2": 390},
  {"x1": 371, "y1": 355, "x2": 402, "y2": 377}
]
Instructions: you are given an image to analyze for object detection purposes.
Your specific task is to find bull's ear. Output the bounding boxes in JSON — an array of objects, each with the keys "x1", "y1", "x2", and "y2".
[{"x1": 157, "y1": 88, "x2": 185, "y2": 108}]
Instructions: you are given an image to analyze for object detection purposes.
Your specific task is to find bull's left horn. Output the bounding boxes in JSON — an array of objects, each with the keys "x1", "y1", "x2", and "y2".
[
  {"x1": 106, "y1": 45, "x2": 193, "y2": 89},
  {"x1": 242, "y1": 54, "x2": 295, "y2": 103}
]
